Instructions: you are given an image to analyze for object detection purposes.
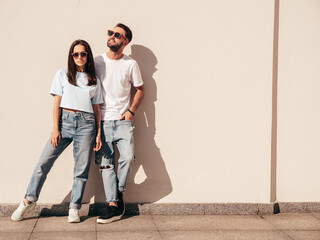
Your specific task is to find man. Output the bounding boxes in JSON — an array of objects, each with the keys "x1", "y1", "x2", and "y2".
[{"x1": 94, "y1": 23, "x2": 144, "y2": 224}]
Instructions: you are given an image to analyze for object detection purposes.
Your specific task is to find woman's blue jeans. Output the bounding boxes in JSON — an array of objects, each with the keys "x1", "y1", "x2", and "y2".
[
  {"x1": 95, "y1": 120, "x2": 135, "y2": 203},
  {"x1": 25, "y1": 110, "x2": 96, "y2": 209}
]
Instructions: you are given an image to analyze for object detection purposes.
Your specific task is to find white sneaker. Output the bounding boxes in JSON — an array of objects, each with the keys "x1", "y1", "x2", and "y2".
[
  {"x1": 11, "y1": 201, "x2": 36, "y2": 222},
  {"x1": 68, "y1": 209, "x2": 80, "y2": 223}
]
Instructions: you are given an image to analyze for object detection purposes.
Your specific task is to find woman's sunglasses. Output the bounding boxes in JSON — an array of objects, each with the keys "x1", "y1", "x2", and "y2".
[
  {"x1": 71, "y1": 52, "x2": 88, "y2": 58},
  {"x1": 108, "y1": 30, "x2": 122, "y2": 39}
]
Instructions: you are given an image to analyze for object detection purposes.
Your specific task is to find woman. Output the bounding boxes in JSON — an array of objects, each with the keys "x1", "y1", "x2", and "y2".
[{"x1": 11, "y1": 39, "x2": 103, "y2": 223}]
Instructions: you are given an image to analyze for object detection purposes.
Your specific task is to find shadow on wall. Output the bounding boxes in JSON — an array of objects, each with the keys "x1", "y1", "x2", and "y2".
[{"x1": 61, "y1": 45, "x2": 172, "y2": 204}]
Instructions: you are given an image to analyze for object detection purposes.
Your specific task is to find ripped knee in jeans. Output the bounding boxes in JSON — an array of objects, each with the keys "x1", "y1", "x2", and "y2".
[{"x1": 100, "y1": 164, "x2": 114, "y2": 170}]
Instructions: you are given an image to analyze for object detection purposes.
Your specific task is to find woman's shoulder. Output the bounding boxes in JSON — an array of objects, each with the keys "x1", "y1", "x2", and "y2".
[
  {"x1": 55, "y1": 68, "x2": 68, "y2": 79},
  {"x1": 93, "y1": 75, "x2": 102, "y2": 88},
  {"x1": 53, "y1": 69, "x2": 68, "y2": 81},
  {"x1": 95, "y1": 74, "x2": 101, "y2": 81},
  {"x1": 55, "y1": 68, "x2": 68, "y2": 76}
]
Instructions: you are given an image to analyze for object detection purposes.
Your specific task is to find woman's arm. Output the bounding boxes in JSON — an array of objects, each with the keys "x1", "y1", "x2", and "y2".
[
  {"x1": 93, "y1": 104, "x2": 102, "y2": 151},
  {"x1": 50, "y1": 95, "x2": 62, "y2": 147}
]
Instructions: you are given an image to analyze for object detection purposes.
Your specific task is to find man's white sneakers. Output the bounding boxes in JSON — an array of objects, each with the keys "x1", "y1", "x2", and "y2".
[
  {"x1": 11, "y1": 201, "x2": 36, "y2": 222},
  {"x1": 68, "y1": 209, "x2": 80, "y2": 223}
]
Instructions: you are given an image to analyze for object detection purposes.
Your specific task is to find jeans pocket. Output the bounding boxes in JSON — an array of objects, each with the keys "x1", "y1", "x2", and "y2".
[
  {"x1": 121, "y1": 120, "x2": 134, "y2": 126},
  {"x1": 61, "y1": 113, "x2": 68, "y2": 120},
  {"x1": 83, "y1": 113, "x2": 95, "y2": 123}
]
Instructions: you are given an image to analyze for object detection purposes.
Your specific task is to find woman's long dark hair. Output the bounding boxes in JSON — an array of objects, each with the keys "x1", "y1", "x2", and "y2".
[{"x1": 67, "y1": 39, "x2": 97, "y2": 86}]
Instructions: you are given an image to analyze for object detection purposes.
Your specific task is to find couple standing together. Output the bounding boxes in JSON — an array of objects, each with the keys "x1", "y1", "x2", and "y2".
[{"x1": 11, "y1": 23, "x2": 144, "y2": 224}]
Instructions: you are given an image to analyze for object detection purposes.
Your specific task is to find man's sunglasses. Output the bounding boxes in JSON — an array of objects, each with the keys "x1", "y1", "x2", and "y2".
[
  {"x1": 108, "y1": 30, "x2": 122, "y2": 39},
  {"x1": 71, "y1": 52, "x2": 88, "y2": 58}
]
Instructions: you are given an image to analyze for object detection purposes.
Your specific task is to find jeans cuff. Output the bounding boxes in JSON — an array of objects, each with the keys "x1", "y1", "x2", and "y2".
[
  {"x1": 25, "y1": 195, "x2": 37, "y2": 203},
  {"x1": 69, "y1": 203, "x2": 81, "y2": 209},
  {"x1": 106, "y1": 198, "x2": 117, "y2": 203}
]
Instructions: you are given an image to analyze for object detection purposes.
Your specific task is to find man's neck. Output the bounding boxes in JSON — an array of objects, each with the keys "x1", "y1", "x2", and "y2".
[{"x1": 106, "y1": 50, "x2": 124, "y2": 60}]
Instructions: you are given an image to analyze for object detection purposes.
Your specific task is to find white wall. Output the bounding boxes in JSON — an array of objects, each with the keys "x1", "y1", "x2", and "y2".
[
  {"x1": 1, "y1": 0, "x2": 313, "y2": 205},
  {"x1": 277, "y1": 0, "x2": 320, "y2": 202}
]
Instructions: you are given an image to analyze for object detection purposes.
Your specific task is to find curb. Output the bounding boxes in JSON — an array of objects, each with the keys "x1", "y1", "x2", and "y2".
[{"x1": 1, "y1": 202, "x2": 319, "y2": 217}]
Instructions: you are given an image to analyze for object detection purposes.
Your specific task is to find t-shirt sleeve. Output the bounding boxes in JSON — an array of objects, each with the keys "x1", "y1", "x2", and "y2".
[
  {"x1": 91, "y1": 77, "x2": 104, "y2": 105},
  {"x1": 50, "y1": 70, "x2": 63, "y2": 96},
  {"x1": 130, "y1": 61, "x2": 144, "y2": 87}
]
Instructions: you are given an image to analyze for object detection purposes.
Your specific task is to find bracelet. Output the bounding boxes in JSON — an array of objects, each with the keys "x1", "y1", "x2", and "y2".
[{"x1": 127, "y1": 109, "x2": 135, "y2": 116}]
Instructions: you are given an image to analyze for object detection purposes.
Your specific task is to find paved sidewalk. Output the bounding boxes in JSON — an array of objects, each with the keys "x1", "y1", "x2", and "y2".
[{"x1": 1, "y1": 212, "x2": 320, "y2": 240}]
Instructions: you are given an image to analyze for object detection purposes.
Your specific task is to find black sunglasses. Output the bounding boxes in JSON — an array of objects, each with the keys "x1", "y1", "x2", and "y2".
[
  {"x1": 71, "y1": 52, "x2": 87, "y2": 58},
  {"x1": 108, "y1": 30, "x2": 122, "y2": 39}
]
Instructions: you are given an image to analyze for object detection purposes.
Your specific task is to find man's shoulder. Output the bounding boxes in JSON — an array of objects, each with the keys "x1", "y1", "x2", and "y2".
[
  {"x1": 122, "y1": 55, "x2": 138, "y2": 68},
  {"x1": 122, "y1": 54, "x2": 135, "y2": 62},
  {"x1": 94, "y1": 54, "x2": 105, "y2": 63}
]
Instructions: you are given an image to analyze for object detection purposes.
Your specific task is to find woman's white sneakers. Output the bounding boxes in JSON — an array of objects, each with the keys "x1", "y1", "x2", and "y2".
[
  {"x1": 68, "y1": 209, "x2": 80, "y2": 223},
  {"x1": 11, "y1": 202, "x2": 80, "y2": 223},
  {"x1": 11, "y1": 201, "x2": 36, "y2": 222}
]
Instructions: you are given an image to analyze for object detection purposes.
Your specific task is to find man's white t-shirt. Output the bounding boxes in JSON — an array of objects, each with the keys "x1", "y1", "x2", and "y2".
[{"x1": 94, "y1": 54, "x2": 144, "y2": 120}]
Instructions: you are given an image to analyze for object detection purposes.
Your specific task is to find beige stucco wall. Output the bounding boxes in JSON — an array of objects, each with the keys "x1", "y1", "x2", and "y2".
[
  {"x1": 277, "y1": 0, "x2": 320, "y2": 202},
  {"x1": 1, "y1": 0, "x2": 317, "y2": 205}
]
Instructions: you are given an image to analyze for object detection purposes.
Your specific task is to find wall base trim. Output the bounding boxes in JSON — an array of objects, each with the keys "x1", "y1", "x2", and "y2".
[{"x1": 1, "y1": 202, "x2": 319, "y2": 217}]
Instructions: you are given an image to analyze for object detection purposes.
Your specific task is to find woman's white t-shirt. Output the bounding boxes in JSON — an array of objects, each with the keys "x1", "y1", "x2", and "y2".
[{"x1": 50, "y1": 69, "x2": 103, "y2": 113}]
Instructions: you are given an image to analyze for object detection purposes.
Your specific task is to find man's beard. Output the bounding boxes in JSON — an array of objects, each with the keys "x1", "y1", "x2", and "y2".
[{"x1": 108, "y1": 41, "x2": 124, "y2": 52}]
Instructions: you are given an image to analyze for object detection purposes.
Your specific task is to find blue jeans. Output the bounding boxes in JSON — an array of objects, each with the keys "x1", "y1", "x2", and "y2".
[
  {"x1": 95, "y1": 120, "x2": 135, "y2": 202},
  {"x1": 25, "y1": 110, "x2": 96, "y2": 209}
]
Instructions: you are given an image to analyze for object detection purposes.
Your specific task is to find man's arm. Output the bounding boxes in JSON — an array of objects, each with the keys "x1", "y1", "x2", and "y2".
[{"x1": 120, "y1": 85, "x2": 144, "y2": 120}]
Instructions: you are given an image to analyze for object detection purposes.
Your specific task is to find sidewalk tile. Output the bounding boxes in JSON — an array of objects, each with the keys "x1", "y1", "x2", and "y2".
[
  {"x1": 30, "y1": 232, "x2": 95, "y2": 240},
  {"x1": 0, "y1": 232, "x2": 30, "y2": 240},
  {"x1": 96, "y1": 215, "x2": 157, "y2": 232},
  {"x1": 160, "y1": 230, "x2": 227, "y2": 240},
  {"x1": 97, "y1": 231, "x2": 161, "y2": 240},
  {"x1": 263, "y1": 213, "x2": 320, "y2": 230},
  {"x1": 310, "y1": 212, "x2": 320, "y2": 221},
  {"x1": 221, "y1": 230, "x2": 292, "y2": 240},
  {"x1": 210, "y1": 215, "x2": 276, "y2": 230},
  {"x1": 152, "y1": 215, "x2": 217, "y2": 231},
  {"x1": 284, "y1": 230, "x2": 320, "y2": 240},
  {"x1": 152, "y1": 215, "x2": 275, "y2": 231},
  {"x1": 0, "y1": 217, "x2": 37, "y2": 233},
  {"x1": 33, "y1": 216, "x2": 95, "y2": 232}
]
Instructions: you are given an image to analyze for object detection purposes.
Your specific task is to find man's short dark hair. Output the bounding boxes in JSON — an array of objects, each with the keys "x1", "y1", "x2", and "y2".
[{"x1": 116, "y1": 23, "x2": 133, "y2": 43}]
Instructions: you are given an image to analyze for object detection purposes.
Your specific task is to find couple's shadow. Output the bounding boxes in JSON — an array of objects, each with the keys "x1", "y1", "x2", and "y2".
[{"x1": 56, "y1": 45, "x2": 172, "y2": 214}]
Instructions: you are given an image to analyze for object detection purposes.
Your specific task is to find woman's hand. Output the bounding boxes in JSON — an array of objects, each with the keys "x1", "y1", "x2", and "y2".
[
  {"x1": 94, "y1": 135, "x2": 102, "y2": 151},
  {"x1": 50, "y1": 129, "x2": 61, "y2": 148}
]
